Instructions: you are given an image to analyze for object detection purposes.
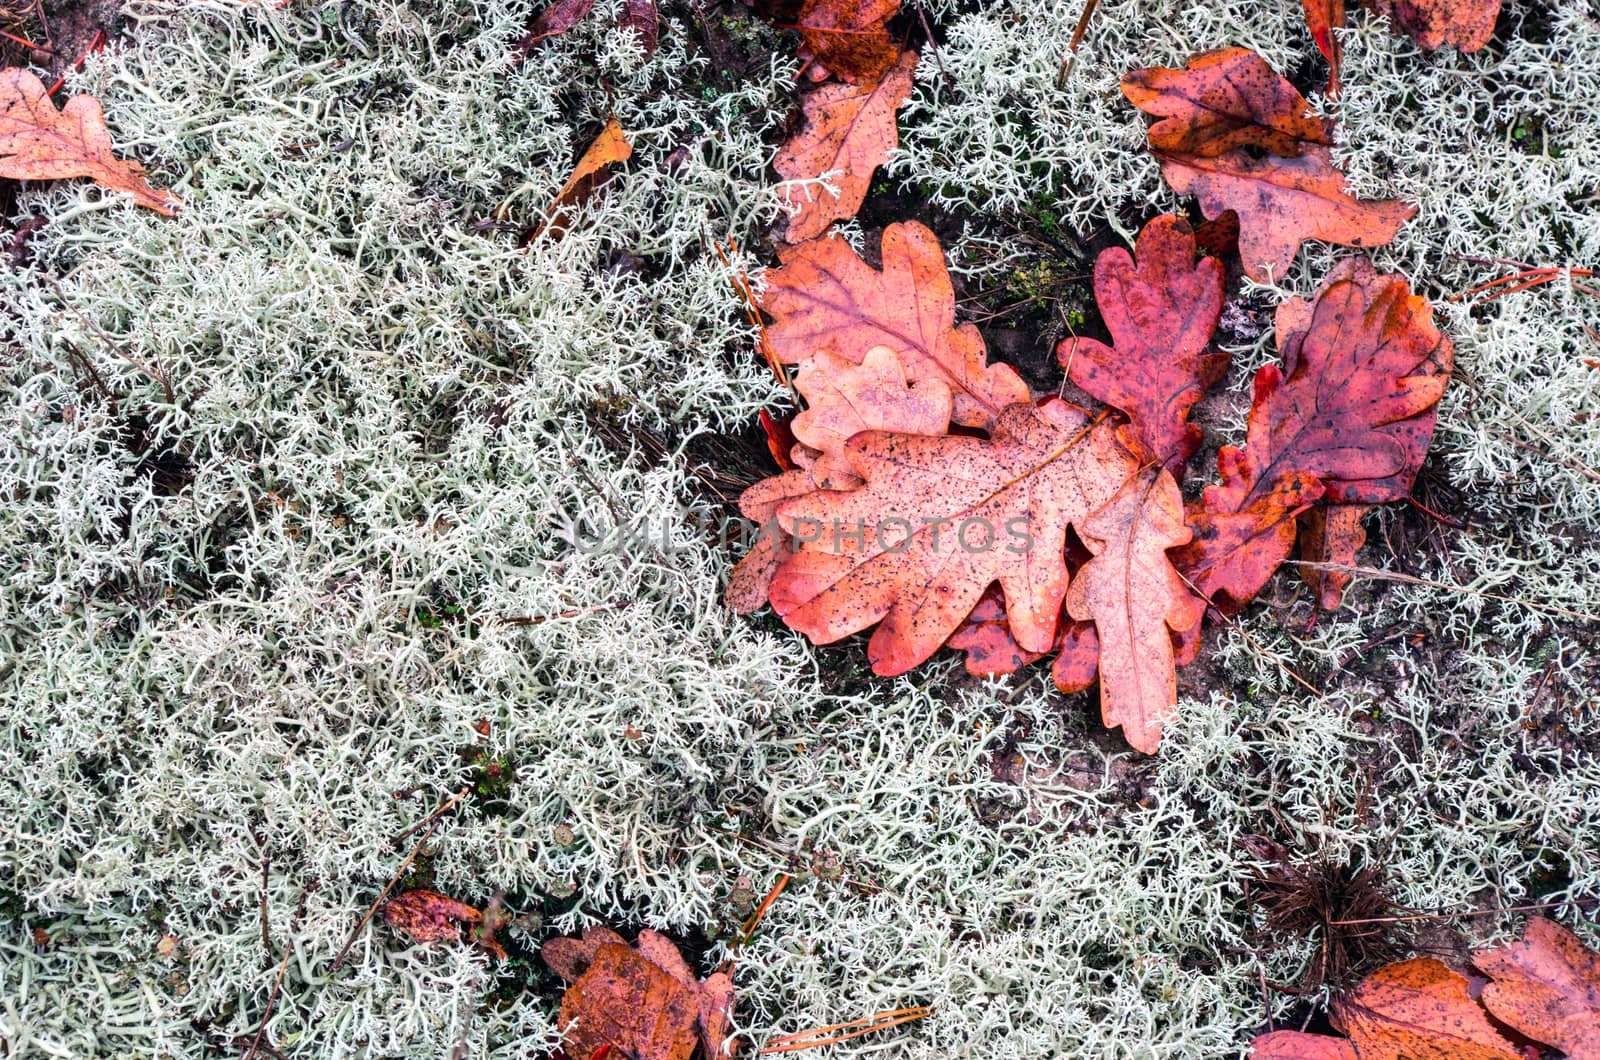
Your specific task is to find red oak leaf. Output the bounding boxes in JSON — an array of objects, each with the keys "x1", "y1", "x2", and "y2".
[
  {"x1": 1177, "y1": 257, "x2": 1452, "y2": 612},
  {"x1": 1056, "y1": 214, "x2": 1226, "y2": 475}
]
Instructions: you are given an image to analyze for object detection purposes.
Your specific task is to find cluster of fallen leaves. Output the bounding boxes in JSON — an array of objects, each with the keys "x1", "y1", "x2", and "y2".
[
  {"x1": 1303, "y1": 0, "x2": 1505, "y2": 91},
  {"x1": 1253, "y1": 917, "x2": 1600, "y2": 1060},
  {"x1": 729, "y1": 43, "x2": 1451, "y2": 755},
  {"x1": 0, "y1": 67, "x2": 177, "y2": 213}
]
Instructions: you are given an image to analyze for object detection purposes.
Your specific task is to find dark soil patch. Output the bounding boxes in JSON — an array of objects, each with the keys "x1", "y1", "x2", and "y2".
[{"x1": 1, "y1": 0, "x2": 122, "y2": 80}]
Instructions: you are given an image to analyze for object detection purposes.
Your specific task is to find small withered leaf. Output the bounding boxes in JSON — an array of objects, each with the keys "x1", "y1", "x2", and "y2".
[{"x1": 0, "y1": 69, "x2": 180, "y2": 214}]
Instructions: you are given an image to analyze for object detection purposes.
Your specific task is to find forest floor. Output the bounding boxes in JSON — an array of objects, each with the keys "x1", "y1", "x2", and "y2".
[{"x1": 1, "y1": 0, "x2": 1598, "y2": 1056}]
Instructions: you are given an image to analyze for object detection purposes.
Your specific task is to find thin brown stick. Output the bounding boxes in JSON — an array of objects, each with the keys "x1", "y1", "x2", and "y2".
[
  {"x1": 1172, "y1": 570, "x2": 1323, "y2": 697},
  {"x1": 913, "y1": 6, "x2": 955, "y2": 99},
  {"x1": 0, "y1": 28, "x2": 50, "y2": 51},
  {"x1": 1055, "y1": 0, "x2": 1101, "y2": 86},
  {"x1": 1288, "y1": 561, "x2": 1600, "y2": 624},
  {"x1": 45, "y1": 277, "x2": 175, "y2": 406},
  {"x1": 392, "y1": 785, "x2": 471, "y2": 847},
  {"x1": 711, "y1": 235, "x2": 793, "y2": 394},
  {"x1": 1450, "y1": 266, "x2": 1596, "y2": 304},
  {"x1": 259, "y1": 854, "x2": 272, "y2": 956},
  {"x1": 1492, "y1": 428, "x2": 1600, "y2": 485},
  {"x1": 243, "y1": 941, "x2": 293, "y2": 1059},
  {"x1": 760, "y1": 1006, "x2": 934, "y2": 1053},
  {"x1": 498, "y1": 599, "x2": 632, "y2": 627},
  {"x1": 329, "y1": 786, "x2": 470, "y2": 971},
  {"x1": 740, "y1": 873, "x2": 790, "y2": 947},
  {"x1": 1329, "y1": 895, "x2": 1600, "y2": 927}
]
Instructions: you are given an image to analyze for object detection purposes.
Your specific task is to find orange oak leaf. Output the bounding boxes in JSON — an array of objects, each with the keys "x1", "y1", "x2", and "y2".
[
  {"x1": 726, "y1": 470, "x2": 819, "y2": 614},
  {"x1": 534, "y1": 118, "x2": 632, "y2": 241},
  {"x1": 1474, "y1": 917, "x2": 1600, "y2": 1059},
  {"x1": 0, "y1": 69, "x2": 179, "y2": 215},
  {"x1": 382, "y1": 889, "x2": 506, "y2": 959},
  {"x1": 1251, "y1": 958, "x2": 1521, "y2": 1060},
  {"x1": 1334, "y1": 958, "x2": 1522, "y2": 1060},
  {"x1": 545, "y1": 927, "x2": 735, "y2": 1060},
  {"x1": 1177, "y1": 257, "x2": 1451, "y2": 612},
  {"x1": 1121, "y1": 48, "x2": 1330, "y2": 159},
  {"x1": 769, "y1": 400, "x2": 1137, "y2": 675},
  {"x1": 1056, "y1": 214, "x2": 1226, "y2": 475},
  {"x1": 794, "y1": 0, "x2": 899, "y2": 84},
  {"x1": 945, "y1": 585, "x2": 1046, "y2": 677},
  {"x1": 1124, "y1": 50, "x2": 1413, "y2": 282},
  {"x1": 1370, "y1": 0, "x2": 1501, "y2": 52},
  {"x1": 1251, "y1": 1031, "x2": 1358, "y2": 1059},
  {"x1": 791, "y1": 345, "x2": 952, "y2": 489},
  {"x1": 775, "y1": 49, "x2": 917, "y2": 244},
  {"x1": 1064, "y1": 468, "x2": 1204, "y2": 753},
  {"x1": 760, "y1": 222, "x2": 1031, "y2": 428}
]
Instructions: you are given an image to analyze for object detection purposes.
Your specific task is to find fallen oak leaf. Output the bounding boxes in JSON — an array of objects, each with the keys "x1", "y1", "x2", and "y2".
[
  {"x1": 560, "y1": 944, "x2": 698, "y2": 1060},
  {"x1": 517, "y1": 0, "x2": 597, "y2": 52},
  {"x1": 793, "y1": 0, "x2": 900, "y2": 84},
  {"x1": 769, "y1": 400, "x2": 1137, "y2": 675},
  {"x1": 1302, "y1": 0, "x2": 1346, "y2": 94},
  {"x1": 545, "y1": 927, "x2": 736, "y2": 1060},
  {"x1": 1120, "y1": 48, "x2": 1330, "y2": 159},
  {"x1": 791, "y1": 345, "x2": 951, "y2": 489},
  {"x1": 1064, "y1": 468, "x2": 1204, "y2": 753},
  {"x1": 533, "y1": 117, "x2": 632, "y2": 241},
  {"x1": 760, "y1": 222, "x2": 1031, "y2": 428},
  {"x1": 775, "y1": 49, "x2": 917, "y2": 244},
  {"x1": 1370, "y1": 0, "x2": 1502, "y2": 53},
  {"x1": 759, "y1": 408, "x2": 800, "y2": 471},
  {"x1": 1269, "y1": 256, "x2": 1454, "y2": 507},
  {"x1": 1123, "y1": 50, "x2": 1413, "y2": 282},
  {"x1": 382, "y1": 889, "x2": 506, "y2": 959},
  {"x1": 1250, "y1": 958, "x2": 1522, "y2": 1060},
  {"x1": 1473, "y1": 917, "x2": 1600, "y2": 1060},
  {"x1": 1056, "y1": 214, "x2": 1226, "y2": 475},
  {"x1": 1176, "y1": 257, "x2": 1451, "y2": 612},
  {"x1": 0, "y1": 69, "x2": 179, "y2": 215},
  {"x1": 619, "y1": 0, "x2": 660, "y2": 57},
  {"x1": 1333, "y1": 957, "x2": 1523, "y2": 1060},
  {"x1": 1251, "y1": 1031, "x2": 1357, "y2": 1059}
]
